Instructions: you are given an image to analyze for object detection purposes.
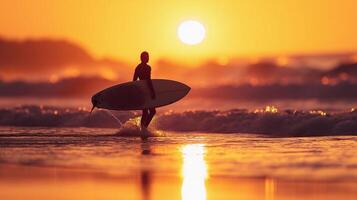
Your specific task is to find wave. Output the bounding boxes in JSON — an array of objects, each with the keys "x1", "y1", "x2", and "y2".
[
  {"x1": 0, "y1": 105, "x2": 356, "y2": 136},
  {"x1": 0, "y1": 105, "x2": 135, "y2": 128}
]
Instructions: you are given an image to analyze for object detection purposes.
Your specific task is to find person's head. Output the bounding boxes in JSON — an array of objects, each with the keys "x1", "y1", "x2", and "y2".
[{"x1": 140, "y1": 51, "x2": 149, "y2": 63}]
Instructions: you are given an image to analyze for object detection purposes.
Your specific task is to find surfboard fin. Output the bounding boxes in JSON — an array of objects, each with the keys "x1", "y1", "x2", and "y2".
[
  {"x1": 90, "y1": 96, "x2": 98, "y2": 115},
  {"x1": 90, "y1": 105, "x2": 95, "y2": 115}
]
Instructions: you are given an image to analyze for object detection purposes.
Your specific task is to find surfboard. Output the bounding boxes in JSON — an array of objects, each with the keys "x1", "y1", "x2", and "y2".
[{"x1": 91, "y1": 79, "x2": 190, "y2": 111}]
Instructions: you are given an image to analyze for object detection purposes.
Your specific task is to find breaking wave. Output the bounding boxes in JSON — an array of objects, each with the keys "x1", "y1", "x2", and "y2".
[{"x1": 0, "y1": 105, "x2": 357, "y2": 136}]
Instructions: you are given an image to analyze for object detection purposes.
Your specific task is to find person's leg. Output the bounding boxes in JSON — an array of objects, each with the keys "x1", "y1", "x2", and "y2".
[
  {"x1": 145, "y1": 108, "x2": 156, "y2": 127},
  {"x1": 141, "y1": 109, "x2": 148, "y2": 128}
]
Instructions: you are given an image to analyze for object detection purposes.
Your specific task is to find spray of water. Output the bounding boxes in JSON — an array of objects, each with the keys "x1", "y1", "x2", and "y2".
[{"x1": 104, "y1": 110, "x2": 123, "y2": 126}]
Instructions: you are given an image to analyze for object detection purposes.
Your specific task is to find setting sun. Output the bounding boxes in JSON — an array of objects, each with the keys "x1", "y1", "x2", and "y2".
[{"x1": 178, "y1": 20, "x2": 206, "y2": 45}]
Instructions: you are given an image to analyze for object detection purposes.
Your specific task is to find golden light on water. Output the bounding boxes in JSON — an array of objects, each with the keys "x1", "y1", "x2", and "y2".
[
  {"x1": 265, "y1": 178, "x2": 276, "y2": 200},
  {"x1": 181, "y1": 144, "x2": 208, "y2": 200},
  {"x1": 309, "y1": 110, "x2": 327, "y2": 116},
  {"x1": 254, "y1": 106, "x2": 279, "y2": 113}
]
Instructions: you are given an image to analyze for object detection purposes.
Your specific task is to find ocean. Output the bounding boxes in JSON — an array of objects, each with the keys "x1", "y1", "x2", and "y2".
[
  {"x1": 0, "y1": 98, "x2": 356, "y2": 199},
  {"x1": 0, "y1": 126, "x2": 356, "y2": 200}
]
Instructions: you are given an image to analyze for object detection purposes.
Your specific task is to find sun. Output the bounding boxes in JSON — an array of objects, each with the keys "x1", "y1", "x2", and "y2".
[{"x1": 178, "y1": 20, "x2": 206, "y2": 45}]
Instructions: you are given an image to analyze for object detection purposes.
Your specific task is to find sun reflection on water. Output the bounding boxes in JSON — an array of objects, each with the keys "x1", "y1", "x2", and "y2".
[
  {"x1": 181, "y1": 144, "x2": 208, "y2": 200},
  {"x1": 265, "y1": 178, "x2": 275, "y2": 200}
]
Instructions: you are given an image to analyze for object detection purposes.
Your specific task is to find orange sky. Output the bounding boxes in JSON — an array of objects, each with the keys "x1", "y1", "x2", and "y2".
[{"x1": 1, "y1": 0, "x2": 357, "y2": 64}]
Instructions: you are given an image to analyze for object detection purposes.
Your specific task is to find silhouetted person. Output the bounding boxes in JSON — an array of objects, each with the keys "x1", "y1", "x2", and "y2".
[{"x1": 133, "y1": 51, "x2": 156, "y2": 130}]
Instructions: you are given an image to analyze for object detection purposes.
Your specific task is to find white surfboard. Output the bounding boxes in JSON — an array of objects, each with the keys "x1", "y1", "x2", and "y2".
[{"x1": 91, "y1": 79, "x2": 190, "y2": 111}]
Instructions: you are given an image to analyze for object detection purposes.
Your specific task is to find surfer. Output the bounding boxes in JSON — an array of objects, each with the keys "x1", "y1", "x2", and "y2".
[{"x1": 133, "y1": 51, "x2": 156, "y2": 129}]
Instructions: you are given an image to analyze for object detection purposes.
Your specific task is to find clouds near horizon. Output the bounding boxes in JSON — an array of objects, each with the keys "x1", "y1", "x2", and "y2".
[
  {"x1": 0, "y1": 37, "x2": 131, "y2": 81},
  {"x1": 2, "y1": 36, "x2": 357, "y2": 89}
]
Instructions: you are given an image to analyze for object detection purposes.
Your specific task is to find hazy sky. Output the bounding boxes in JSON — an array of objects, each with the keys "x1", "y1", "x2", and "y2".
[{"x1": 1, "y1": 0, "x2": 357, "y2": 64}]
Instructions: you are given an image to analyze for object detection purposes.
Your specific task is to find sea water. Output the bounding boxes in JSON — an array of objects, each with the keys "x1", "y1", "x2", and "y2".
[{"x1": 0, "y1": 126, "x2": 356, "y2": 200}]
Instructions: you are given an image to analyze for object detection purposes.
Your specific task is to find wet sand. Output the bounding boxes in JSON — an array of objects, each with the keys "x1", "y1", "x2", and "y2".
[
  {"x1": 0, "y1": 127, "x2": 356, "y2": 200},
  {"x1": 1, "y1": 164, "x2": 356, "y2": 200}
]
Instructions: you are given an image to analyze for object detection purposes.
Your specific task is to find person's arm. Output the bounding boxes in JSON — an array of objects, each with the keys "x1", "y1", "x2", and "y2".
[
  {"x1": 147, "y1": 67, "x2": 156, "y2": 99},
  {"x1": 133, "y1": 67, "x2": 138, "y2": 81}
]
